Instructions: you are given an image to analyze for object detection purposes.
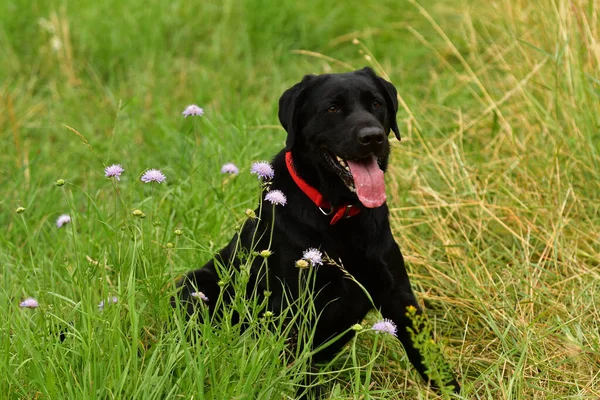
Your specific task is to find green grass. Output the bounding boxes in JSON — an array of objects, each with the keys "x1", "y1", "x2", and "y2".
[{"x1": 2, "y1": 0, "x2": 600, "y2": 398}]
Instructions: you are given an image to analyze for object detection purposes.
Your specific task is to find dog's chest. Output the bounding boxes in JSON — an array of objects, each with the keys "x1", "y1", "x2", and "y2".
[
  {"x1": 322, "y1": 222, "x2": 392, "y2": 281},
  {"x1": 315, "y1": 266, "x2": 373, "y2": 314}
]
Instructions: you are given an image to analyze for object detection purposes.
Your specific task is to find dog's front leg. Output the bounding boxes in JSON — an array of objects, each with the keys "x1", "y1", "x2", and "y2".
[
  {"x1": 173, "y1": 234, "x2": 243, "y2": 316},
  {"x1": 378, "y1": 242, "x2": 460, "y2": 394},
  {"x1": 173, "y1": 261, "x2": 222, "y2": 318}
]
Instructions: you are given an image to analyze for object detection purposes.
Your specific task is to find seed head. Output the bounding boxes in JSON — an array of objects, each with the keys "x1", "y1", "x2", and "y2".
[{"x1": 259, "y1": 249, "x2": 272, "y2": 258}]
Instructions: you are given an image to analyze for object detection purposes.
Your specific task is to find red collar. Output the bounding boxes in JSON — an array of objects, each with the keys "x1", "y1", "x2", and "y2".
[{"x1": 285, "y1": 151, "x2": 361, "y2": 225}]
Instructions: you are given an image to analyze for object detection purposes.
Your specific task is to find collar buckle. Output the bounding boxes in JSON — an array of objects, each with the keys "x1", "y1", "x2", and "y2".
[
  {"x1": 318, "y1": 207, "x2": 333, "y2": 216},
  {"x1": 341, "y1": 204, "x2": 354, "y2": 219}
]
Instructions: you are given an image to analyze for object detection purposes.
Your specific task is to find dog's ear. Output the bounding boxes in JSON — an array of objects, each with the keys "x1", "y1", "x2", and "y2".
[
  {"x1": 377, "y1": 77, "x2": 401, "y2": 141},
  {"x1": 279, "y1": 75, "x2": 314, "y2": 150},
  {"x1": 360, "y1": 67, "x2": 401, "y2": 141}
]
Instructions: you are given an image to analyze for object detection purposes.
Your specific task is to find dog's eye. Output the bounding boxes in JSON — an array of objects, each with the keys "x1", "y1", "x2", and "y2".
[
  {"x1": 327, "y1": 105, "x2": 339, "y2": 113},
  {"x1": 372, "y1": 100, "x2": 382, "y2": 109}
]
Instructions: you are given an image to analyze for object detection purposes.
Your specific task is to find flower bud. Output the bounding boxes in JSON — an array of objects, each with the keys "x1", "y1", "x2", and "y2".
[{"x1": 259, "y1": 250, "x2": 272, "y2": 258}]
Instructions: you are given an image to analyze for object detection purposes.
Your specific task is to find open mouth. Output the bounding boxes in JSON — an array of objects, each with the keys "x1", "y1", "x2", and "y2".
[
  {"x1": 325, "y1": 152, "x2": 355, "y2": 191},
  {"x1": 323, "y1": 150, "x2": 387, "y2": 208}
]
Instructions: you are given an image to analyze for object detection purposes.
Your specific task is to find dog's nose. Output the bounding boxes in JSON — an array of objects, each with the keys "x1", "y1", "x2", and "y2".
[{"x1": 357, "y1": 126, "x2": 385, "y2": 147}]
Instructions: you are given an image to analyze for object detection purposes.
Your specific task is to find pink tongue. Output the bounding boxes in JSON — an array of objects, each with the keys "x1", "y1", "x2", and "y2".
[{"x1": 346, "y1": 156, "x2": 386, "y2": 208}]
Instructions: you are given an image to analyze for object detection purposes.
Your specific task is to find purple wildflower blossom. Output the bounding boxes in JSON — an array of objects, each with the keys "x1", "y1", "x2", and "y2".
[
  {"x1": 182, "y1": 104, "x2": 204, "y2": 117},
  {"x1": 19, "y1": 298, "x2": 39, "y2": 308},
  {"x1": 221, "y1": 163, "x2": 239, "y2": 175},
  {"x1": 105, "y1": 164, "x2": 124, "y2": 180},
  {"x1": 191, "y1": 291, "x2": 209, "y2": 302},
  {"x1": 98, "y1": 296, "x2": 118, "y2": 311},
  {"x1": 302, "y1": 248, "x2": 323, "y2": 266},
  {"x1": 250, "y1": 161, "x2": 274, "y2": 180},
  {"x1": 265, "y1": 190, "x2": 287, "y2": 206},
  {"x1": 56, "y1": 214, "x2": 71, "y2": 228},
  {"x1": 141, "y1": 169, "x2": 166, "y2": 184},
  {"x1": 372, "y1": 319, "x2": 398, "y2": 337}
]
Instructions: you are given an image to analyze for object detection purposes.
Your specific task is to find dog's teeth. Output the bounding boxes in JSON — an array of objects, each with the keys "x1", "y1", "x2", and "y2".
[{"x1": 335, "y1": 156, "x2": 348, "y2": 168}]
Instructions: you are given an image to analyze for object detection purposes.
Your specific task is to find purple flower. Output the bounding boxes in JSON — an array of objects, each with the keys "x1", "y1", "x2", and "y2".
[
  {"x1": 265, "y1": 190, "x2": 287, "y2": 206},
  {"x1": 372, "y1": 319, "x2": 397, "y2": 337},
  {"x1": 191, "y1": 291, "x2": 209, "y2": 302},
  {"x1": 221, "y1": 163, "x2": 239, "y2": 175},
  {"x1": 98, "y1": 296, "x2": 118, "y2": 311},
  {"x1": 182, "y1": 104, "x2": 204, "y2": 117},
  {"x1": 302, "y1": 248, "x2": 323, "y2": 266},
  {"x1": 250, "y1": 161, "x2": 274, "y2": 180},
  {"x1": 20, "y1": 298, "x2": 39, "y2": 308},
  {"x1": 105, "y1": 164, "x2": 124, "y2": 180},
  {"x1": 56, "y1": 214, "x2": 71, "y2": 228},
  {"x1": 141, "y1": 169, "x2": 166, "y2": 184}
]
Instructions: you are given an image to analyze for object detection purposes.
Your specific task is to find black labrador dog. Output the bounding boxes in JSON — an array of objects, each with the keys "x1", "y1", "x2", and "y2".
[{"x1": 173, "y1": 67, "x2": 459, "y2": 396}]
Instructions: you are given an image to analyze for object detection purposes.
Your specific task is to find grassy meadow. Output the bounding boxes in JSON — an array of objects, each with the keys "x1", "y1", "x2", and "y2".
[{"x1": 2, "y1": 0, "x2": 600, "y2": 398}]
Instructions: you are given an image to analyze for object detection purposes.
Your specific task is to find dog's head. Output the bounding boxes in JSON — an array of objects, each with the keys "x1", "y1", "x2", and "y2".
[{"x1": 278, "y1": 67, "x2": 400, "y2": 208}]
